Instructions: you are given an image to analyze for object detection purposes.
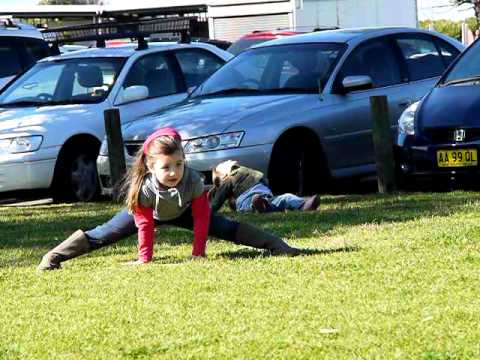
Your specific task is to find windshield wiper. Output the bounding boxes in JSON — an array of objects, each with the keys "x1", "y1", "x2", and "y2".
[
  {"x1": 197, "y1": 87, "x2": 319, "y2": 98},
  {"x1": 442, "y1": 75, "x2": 480, "y2": 86},
  {"x1": 199, "y1": 88, "x2": 262, "y2": 97},
  {"x1": 0, "y1": 100, "x2": 44, "y2": 107},
  {"x1": 262, "y1": 87, "x2": 318, "y2": 94},
  {"x1": 42, "y1": 99, "x2": 99, "y2": 106}
]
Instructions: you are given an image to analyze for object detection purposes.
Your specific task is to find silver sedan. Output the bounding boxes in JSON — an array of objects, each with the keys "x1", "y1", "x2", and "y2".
[{"x1": 98, "y1": 27, "x2": 464, "y2": 195}]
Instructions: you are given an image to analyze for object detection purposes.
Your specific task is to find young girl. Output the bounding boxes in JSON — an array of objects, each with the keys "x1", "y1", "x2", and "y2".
[{"x1": 38, "y1": 128, "x2": 300, "y2": 270}]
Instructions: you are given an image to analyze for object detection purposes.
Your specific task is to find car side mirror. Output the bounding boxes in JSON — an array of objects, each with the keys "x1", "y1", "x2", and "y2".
[
  {"x1": 116, "y1": 85, "x2": 149, "y2": 105},
  {"x1": 341, "y1": 75, "x2": 373, "y2": 93}
]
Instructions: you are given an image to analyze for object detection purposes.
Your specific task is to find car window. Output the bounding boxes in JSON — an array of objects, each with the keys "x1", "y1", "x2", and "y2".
[
  {"x1": 338, "y1": 38, "x2": 401, "y2": 88},
  {"x1": 175, "y1": 49, "x2": 224, "y2": 89},
  {"x1": 279, "y1": 48, "x2": 339, "y2": 89},
  {"x1": 0, "y1": 58, "x2": 124, "y2": 105},
  {"x1": 443, "y1": 39, "x2": 480, "y2": 84},
  {"x1": 395, "y1": 35, "x2": 445, "y2": 81},
  {"x1": 193, "y1": 43, "x2": 345, "y2": 96},
  {"x1": 6, "y1": 63, "x2": 62, "y2": 100},
  {"x1": 123, "y1": 53, "x2": 180, "y2": 98},
  {"x1": 0, "y1": 40, "x2": 22, "y2": 78},
  {"x1": 22, "y1": 38, "x2": 51, "y2": 68},
  {"x1": 435, "y1": 38, "x2": 460, "y2": 68},
  {"x1": 227, "y1": 38, "x2": 270, "y2": 55},
  {"x1": 72, "y1": 62, "x2": 118, "y2": 100}
]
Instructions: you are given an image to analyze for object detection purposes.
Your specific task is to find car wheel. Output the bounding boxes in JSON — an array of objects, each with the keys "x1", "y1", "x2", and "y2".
[
  {"x1": 52, "y1": 147, "x2": 100, "y2": 202},
  {"x1": 268, "y1": 136, "x2": 323, "y2": 195}
]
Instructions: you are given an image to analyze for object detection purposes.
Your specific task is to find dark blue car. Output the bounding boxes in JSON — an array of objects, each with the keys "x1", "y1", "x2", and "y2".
[{"x1": 395, "y1": 37, "x2": 480, "y2": 186}]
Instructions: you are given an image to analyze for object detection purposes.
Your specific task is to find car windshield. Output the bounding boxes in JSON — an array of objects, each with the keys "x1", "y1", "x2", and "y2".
[
  {"x1": 442, "y1": 40, "x2": 480, "y2": 85},
  {"x1": 192, "y1": 43, "x2": 345, "y2": 97},
  {"x1": 227, "y1": 38, "x2": 272, "y2": 55},
  {"x1": 0, "y1": 57, "x2": 124, "y2": 106}
]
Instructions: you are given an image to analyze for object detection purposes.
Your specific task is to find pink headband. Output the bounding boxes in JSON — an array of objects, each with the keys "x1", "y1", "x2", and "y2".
[{"x1": 143, "y1": 127, "x2": 182, "y2": 154}]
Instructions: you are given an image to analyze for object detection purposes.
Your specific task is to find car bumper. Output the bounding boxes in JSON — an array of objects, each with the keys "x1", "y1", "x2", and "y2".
[
  {"x1": 96, "y1": 155, "x2": 111, "y2": 196},
  {"x1": 0, "y1": 151, "x2": 57, "y2": 192},
  {"x1": 395, "y1": 141, "x2": 480, "y2": 179},
  {"x1": 97, "y1": 143, "x2": 273, "y2": 195}
]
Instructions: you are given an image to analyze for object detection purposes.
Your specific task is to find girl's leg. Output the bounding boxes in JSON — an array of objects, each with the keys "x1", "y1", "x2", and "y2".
[
  {"x1": 171, "y1": 209, "x2": 299, "y2": 255},
  {"x1": 85, "y1": 208, "x2": 137, "y2": 249},
  {"x1": 38, "y1": 208, "x2": 137, "y2": 270},
  {"x1": 232, "y1": 220, "x2": 300, "y2": 255}
]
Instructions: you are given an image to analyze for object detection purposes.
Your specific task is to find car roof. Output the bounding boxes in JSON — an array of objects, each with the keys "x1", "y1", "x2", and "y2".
[
  {"x1": 0, "y1": 21, "x2": 43, "y2": 39},
  {"x1": 40, "y1": 41, "x2": 226, "y2": 62},
  {"x1": 254, "y1": 27, "x2": 453, "y2": 48}
]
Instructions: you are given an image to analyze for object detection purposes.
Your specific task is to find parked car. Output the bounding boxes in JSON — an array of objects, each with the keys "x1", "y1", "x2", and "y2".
[
  {"x1": 396, "y1": 37, "x2": 480, "y2": 186},
  {"x1": 0, "y1": 41, "x2": 232, "y2": 201},
  {"x1": 227, "y1": 30, "x2": 303, "y2": 55},
  {"x1": 98, "y1": 27, "x2": 463, "y2": 195},
  {"x1": 59, "y1": 44, "x2": 88, "y2": 54},
  {"x1": 0, "y1": 19, "x2": 57, "y2": 90}
]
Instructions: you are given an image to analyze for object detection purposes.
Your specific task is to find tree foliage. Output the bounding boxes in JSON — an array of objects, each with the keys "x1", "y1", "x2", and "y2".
[
  {"x1": 451, "y1": 0, "x2": 480, "y2": 29},
  {"x1": 419, "y1": 17, "x2": 479, "y2": 40}
]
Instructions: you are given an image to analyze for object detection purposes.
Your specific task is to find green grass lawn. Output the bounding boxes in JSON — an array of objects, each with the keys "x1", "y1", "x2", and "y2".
[{"x1": 1, "y1": 192, "x2": 479, "y2": 359}]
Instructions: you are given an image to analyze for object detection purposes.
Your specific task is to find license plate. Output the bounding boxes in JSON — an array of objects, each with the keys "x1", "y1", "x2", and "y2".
[{"x1": 437, "y1": 149, "x2": 478, "y2": 167}]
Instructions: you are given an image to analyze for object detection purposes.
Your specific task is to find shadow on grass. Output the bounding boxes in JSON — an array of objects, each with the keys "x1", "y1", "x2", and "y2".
[{"x1": 216, "y1": 245, "x2": 360, "y2": 260}]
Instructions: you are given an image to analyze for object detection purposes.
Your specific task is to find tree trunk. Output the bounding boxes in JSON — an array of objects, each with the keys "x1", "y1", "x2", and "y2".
[{"x1": 475, "y1": 1, "x2": 480, "y2": 31}]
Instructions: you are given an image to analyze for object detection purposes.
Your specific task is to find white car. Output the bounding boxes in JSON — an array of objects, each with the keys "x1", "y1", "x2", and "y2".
[
  {"x1": 0, "y1": 42, "x2": 232, "y2": 201},
  {"x1": 0, "y1": 20, "x2": 54, "y2": 90}
]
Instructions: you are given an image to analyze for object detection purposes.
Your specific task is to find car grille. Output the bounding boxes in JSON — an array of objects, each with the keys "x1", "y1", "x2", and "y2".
[
  {"x1": 125, "y1": 141, "x2": 143, "y2": 156},
  {"x1": 422, "y1": 128, "x2": 480, "y2": 144}
]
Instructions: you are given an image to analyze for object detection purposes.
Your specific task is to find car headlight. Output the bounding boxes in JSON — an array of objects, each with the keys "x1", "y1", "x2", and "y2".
[
  {"x1": 99, "y1": 138, "x2": 108, "y2": 156},
  {"x1": 184, "y1": 132, "x2": 244, "y2": 154},
  {"x1": 0, "y1": 135, "x2": 43, "y2": 154},
  {"x1": 398, "y1": 101, "x2": 420, "y2": 136}
]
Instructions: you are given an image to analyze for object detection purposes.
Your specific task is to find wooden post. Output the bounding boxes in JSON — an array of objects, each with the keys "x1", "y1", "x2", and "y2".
[
  {"x1": 104, "y1": 108, "x2": 126, "y2": 200},
  {"x1": 369, "y1": 96, "x2": 397, "y2": 193}
]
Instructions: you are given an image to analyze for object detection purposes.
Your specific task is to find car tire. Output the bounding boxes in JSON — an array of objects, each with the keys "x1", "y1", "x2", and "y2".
[
  {"x1": 268, "y1": 136, "x2": 323, "y2": 195},
  {"x1": 51, "y1": 146, "x2": 100, "y2": 202}
]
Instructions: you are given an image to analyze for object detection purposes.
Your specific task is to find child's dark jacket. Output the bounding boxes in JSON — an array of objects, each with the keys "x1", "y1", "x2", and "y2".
[{"x1": 208, "y1": 165, "x2": 265, "y2": 212}]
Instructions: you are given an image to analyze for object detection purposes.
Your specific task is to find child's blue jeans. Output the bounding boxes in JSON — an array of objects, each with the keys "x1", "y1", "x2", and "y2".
[
  {"x1": 235, "y1": 183, "x2": 304, "y2": 213},
  {"x1": 85, "y1": 207, "x2": 239, "y2": 249}
]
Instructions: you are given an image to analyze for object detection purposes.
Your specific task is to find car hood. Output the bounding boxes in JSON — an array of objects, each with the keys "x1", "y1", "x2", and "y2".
[
  {"x1": 418, "y1": 86, "x2": 480, "y2": 130},
  {"x1": 122, "y1": 94, "x2": 311, "y2": 141},
  {"x1": 0, "y1": 104, "x2": 97, "y2": 134}
]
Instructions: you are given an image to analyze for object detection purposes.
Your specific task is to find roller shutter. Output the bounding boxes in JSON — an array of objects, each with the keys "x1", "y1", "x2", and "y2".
[{"x1": 213, "y1": 13, "x2": 290, "y2": 41}]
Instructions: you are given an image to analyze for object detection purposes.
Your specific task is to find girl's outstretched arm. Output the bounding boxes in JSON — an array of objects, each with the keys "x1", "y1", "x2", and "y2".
[
  {"x1": 134, "y1": 206, "x2": 155, "y2": 262},
  {"x1": 191, "y1": 191, "x2": 210, "y2": 257}
]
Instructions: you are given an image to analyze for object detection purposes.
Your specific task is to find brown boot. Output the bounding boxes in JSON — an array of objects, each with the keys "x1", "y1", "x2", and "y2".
[
  {"x1": 37, "y1": 230, "x2": 91, "y2": 271},
  {"x1": 301, "y1": 195, "x2": 320, "y2": 211},
  {"x1": 234, "y1": 222, "x2": 301, "y2": 256}
]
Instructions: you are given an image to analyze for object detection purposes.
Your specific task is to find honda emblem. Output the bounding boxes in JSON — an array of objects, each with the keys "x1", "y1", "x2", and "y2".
[{"x1": 454, "y1": 129, "x2": 466, "y2": 142}]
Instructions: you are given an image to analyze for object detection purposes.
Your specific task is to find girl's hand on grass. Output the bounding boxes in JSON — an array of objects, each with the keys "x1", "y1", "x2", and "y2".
[{"x1": 123, "y1": 260, "x2": 148, "y2": 266}]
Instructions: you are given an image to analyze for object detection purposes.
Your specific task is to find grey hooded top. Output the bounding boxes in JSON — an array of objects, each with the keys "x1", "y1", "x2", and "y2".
[{"x1": 138, "y1": 167, "x2": 204, "y2": 221}]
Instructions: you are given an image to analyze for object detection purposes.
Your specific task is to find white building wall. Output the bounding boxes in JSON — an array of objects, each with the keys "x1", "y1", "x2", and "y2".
[
  {"x1": 207, "y1": 0, "x2": 293, "y2": 40},
  {"x1": 294, "y1": 0, "x2": 418, "y2": 30},
  {"x1": 212, "y1": 14, "x2": 290, "y2": 41}
]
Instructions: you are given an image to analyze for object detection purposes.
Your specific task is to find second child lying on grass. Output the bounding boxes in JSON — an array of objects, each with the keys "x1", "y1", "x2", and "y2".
[
  {"x1": 208, "y1": 160, "x2": 320, "y2": 213},
  {"x1": 38, "y1": 128, "x2": 302, "y2": 270}
]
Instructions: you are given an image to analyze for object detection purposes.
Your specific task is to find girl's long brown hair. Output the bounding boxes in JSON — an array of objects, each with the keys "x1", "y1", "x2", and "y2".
[{"x1": 122, "y1": 135, "x2": 182, "y2": 214}]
